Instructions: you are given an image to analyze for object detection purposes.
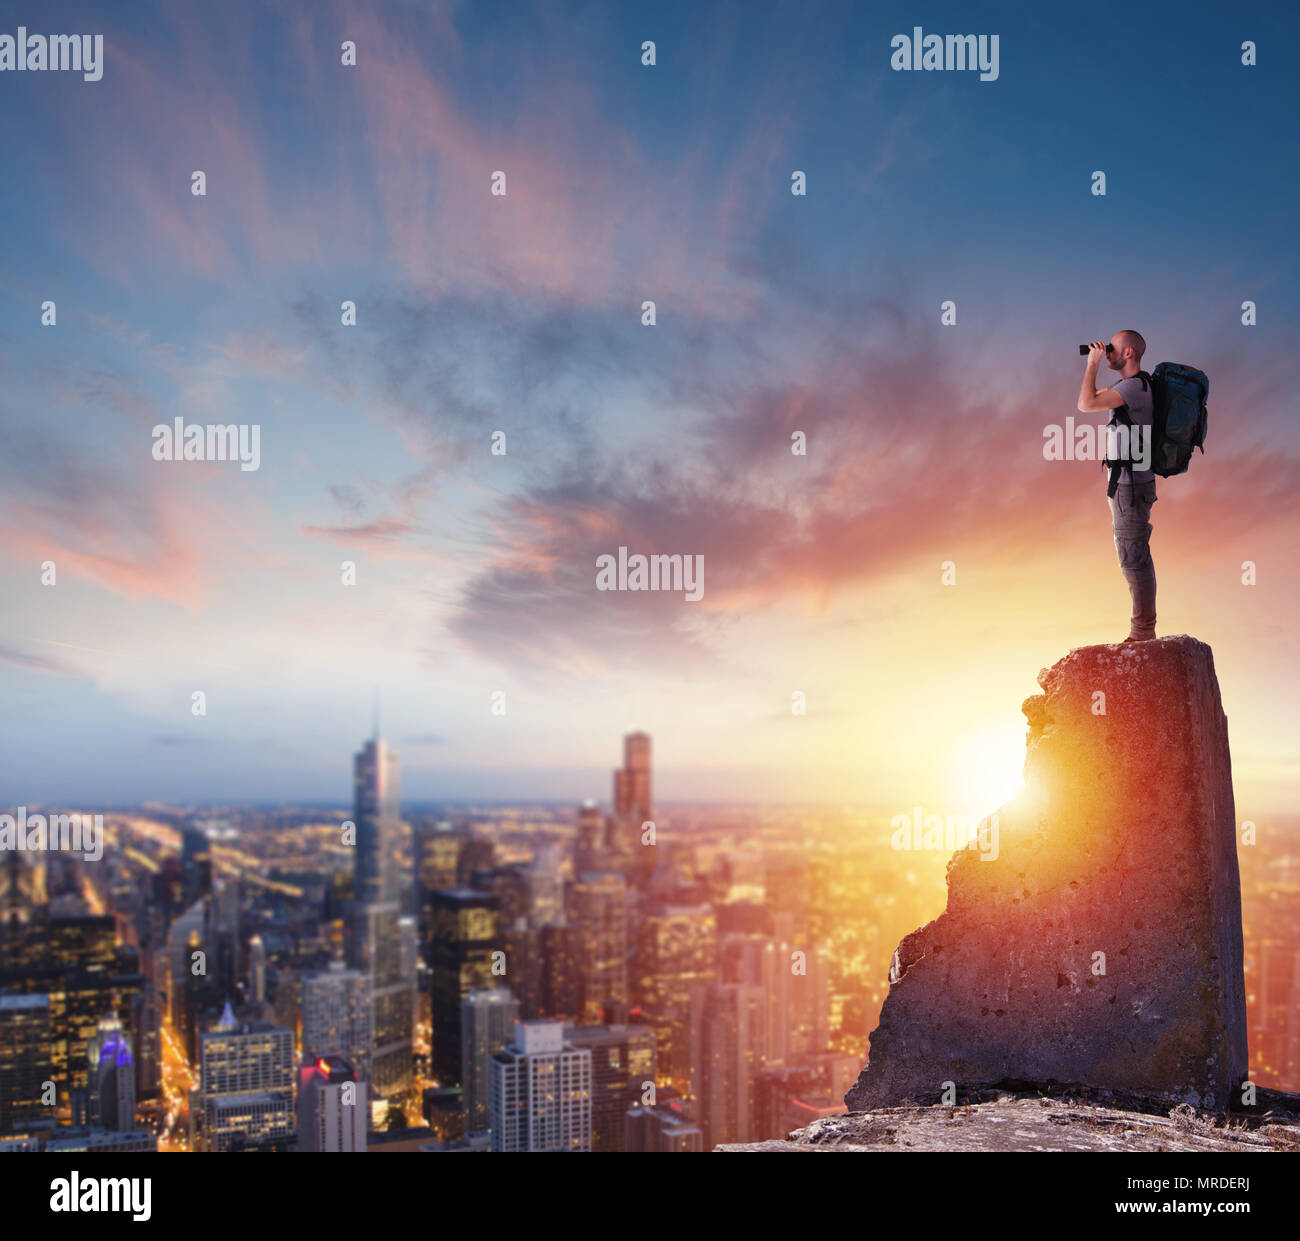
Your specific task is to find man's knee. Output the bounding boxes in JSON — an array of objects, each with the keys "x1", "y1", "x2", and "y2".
[{"x1": 1115, "y1": 535, "x2": 1152, "y2": 572}]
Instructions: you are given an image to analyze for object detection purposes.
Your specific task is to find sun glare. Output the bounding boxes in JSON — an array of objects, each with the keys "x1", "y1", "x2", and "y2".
[{"x1": 946, "y1": 725, "x2": 1027, "y2": 822}]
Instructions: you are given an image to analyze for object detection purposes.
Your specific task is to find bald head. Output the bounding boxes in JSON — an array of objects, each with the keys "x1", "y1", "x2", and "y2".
[{"x1": 1113, "y1": 330, "x2": 1146, "y2": 365}]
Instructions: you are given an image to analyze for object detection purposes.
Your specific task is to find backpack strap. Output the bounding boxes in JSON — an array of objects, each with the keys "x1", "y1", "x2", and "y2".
[
  {"x1": 1103, "y1": 373, "x2": 1149, "y2": 496},
  {"x1": 1104, "y1": 405, "x2": 1132, "y2": 497}
]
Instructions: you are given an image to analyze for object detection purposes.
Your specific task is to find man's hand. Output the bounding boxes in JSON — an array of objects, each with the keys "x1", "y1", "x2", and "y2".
[{"x1": 1078, "y1": 342, "x2": 1124, "y2": 414}]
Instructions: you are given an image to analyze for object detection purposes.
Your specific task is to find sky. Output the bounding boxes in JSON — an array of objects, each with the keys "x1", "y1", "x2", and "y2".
[{"x1": 1, "y1": 0, "x2": 1297, "y2": 821}]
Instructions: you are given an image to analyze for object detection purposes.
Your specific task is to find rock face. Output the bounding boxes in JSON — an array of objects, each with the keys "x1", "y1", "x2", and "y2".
[
  {"x1": 846, "y1": 635, "x2": 1248, "y2": 1113},
  {"x1": 717, "y1": 1088, "x2": 1300, "y2": 1153}
]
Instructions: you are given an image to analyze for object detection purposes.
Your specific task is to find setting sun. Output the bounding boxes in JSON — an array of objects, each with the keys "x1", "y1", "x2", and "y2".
[{"x1": 945, "y1": 724, "x2": 1027, "y2": 823}]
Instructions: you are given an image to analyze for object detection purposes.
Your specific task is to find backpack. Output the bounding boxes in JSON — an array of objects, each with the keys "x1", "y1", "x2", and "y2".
[{"x1": 1103, "y1": 362, "x2": 1208, "y2": 497}]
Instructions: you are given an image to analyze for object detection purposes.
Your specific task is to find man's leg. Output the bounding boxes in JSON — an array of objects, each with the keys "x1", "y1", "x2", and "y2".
[{"x1": 1108, "y1": 480, "x2": 1157, "y2": 640}]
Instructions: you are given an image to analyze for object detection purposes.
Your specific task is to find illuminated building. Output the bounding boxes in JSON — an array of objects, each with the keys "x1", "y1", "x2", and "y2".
[
  {"x1": 196, "y1": 1010, "x2": 294, "y2": 1152},
  {"x1": 430, "y1": 889, "x2": 499, "y2": 1087},
  {"x1": 564, "y1": 1023, "x2": 656, "y2": 1152},
  {"x1": 348, "y1": 902, "x2": 413, "y2": 1098},
  {"x1": 87, "y1": 1014, "x2": 135, "y2": 1132},
  {"x1": 0, "y1": 994, "x2": 52, "y2": 1132},
  {"x1": 632, "y1": 902, "x2": 717, "y2": 1084},
  {"x1": 302, "y1": 962, "x2": 373, "y2": 1084},
  {"x1": 610, "y1": 732, "x2": 653, "y2": 881},
  {"x1": 690, "y1": 981, "x2": 767, "y2": 1148},
  {"x1": 488, "y1": 1021, "x2": 592, "y2": 1152},
  {"x1": 461, "y1": 987, "x2": 518, "y2": 1134},
  {"x1": 348, "y1": 734, "x2": 415, "y2": 1100},
  {"x1": 298, "y1": 1056, "x2": 367, "y2": 1152},
  {"x1": 574, "y1": 801, "x2": 607, "y2": 876},
  {"x1": 568, "y1": 872, "x2": 629, "y2": 1022},
  {"x1": 353, "y1": 736, "x2": 402, "y2": 907}
]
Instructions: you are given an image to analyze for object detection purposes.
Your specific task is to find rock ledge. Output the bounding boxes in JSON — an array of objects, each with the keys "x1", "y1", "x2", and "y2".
[{"x1": 715, "y1": 1086, "x2": 1300, "y2": 1153}]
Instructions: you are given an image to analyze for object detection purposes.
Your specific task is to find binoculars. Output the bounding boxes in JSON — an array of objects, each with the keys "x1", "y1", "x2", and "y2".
[{"x1": 1079, "y1": 343, "x2": 1114, "y2": 355}]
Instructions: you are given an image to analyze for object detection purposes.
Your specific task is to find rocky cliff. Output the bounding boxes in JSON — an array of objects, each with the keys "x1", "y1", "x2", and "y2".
[
  {"x1": 846, "y1": 634, "x2": 1248, "y2": 1114},
  {"x1": 716, "y1": 1086, "x2": 1300, "y2": 1153}
]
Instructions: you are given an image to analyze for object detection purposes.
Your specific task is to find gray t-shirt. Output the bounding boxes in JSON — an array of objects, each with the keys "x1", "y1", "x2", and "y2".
[{"x1": 1109, "y1": 373, "x2": 1154, "y2": 484}]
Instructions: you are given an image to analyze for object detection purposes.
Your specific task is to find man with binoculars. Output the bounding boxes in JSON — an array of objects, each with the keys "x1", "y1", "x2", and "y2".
[{"x1": 1077, "y1": 330, "x2": 1157, "y2": 643}]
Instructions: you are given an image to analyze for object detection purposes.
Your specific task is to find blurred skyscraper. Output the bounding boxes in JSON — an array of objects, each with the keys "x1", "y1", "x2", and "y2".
[
  {"x1": 196, "y1": 1010, "x2": 294, "y2": 1152},
  {"x1": 633, "y1": 902, "x2": 717, "y2": 1085},
  {"x1": 461, "y1": 987, "x2": 518, "y2": 1135},
  {"x1": 565, "y1": 1022, "x2": 655, "y2": 1152},
  {"x1": 0, "y1": 994, "x2": 52, "y2": 1133},
  {"x1": 349, "y1": 732, "x2": 415, "y2": 1102},
  {"x1": 615, "y1": 732, "x2": 652, "y2": 823},
  {"x1": 247, "y1": 934, "x2": 267, "y2": 1004},
  {"x1": 575, "y1": 800, "x2": 607, "y2": 875},
  {"x1": 348, "y1": 901, "x2": 413, "y2": 1099},
  {"x1": 690, "y1": 981, "x2": 767, "y2": 1148},
  {"x1": 302, "y1": 962, "x2": 373, "y2": 1084},
  {"x1": 87, "y1": 1014, "x2": 135, "y2": 1132},
  {"x1": 354, "y1": 737, "x2": 402, "y2": 906},
  {"x1": 488, "y1": 1021, "x2": 592, "y2": 1152},
  {"x1": 568, "y1": 872, "x2": 629, "y2": 1023},
  {"x1": 430, "y1": 889, "x2": 499, "y2": 1087},
  {"x1": 624, "y1": 1100, "x2": 703, "y2": 1152},
  {"x1": 609, "y1": 732, "x2": 653, "y2": 882},
  {"x1": 298, "y1": 1056, "x2": 367, "y2": 1152}
]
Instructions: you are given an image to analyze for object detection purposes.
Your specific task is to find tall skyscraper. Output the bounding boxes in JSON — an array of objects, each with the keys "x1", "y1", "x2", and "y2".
[
  {"x1": 180, "y1": 825, "x2": 212, "y2": 908},
  {"x1": 568, "y1": 872, "x2": 629, "y2": 1023},
  {"x1": 348, "y1": 902, "x2": 413, "y2": 1099},
  {"x1": 575, "y1": 801, "x2": 607, "y2": 875},
  {"x1": 721, "y1": 933, "x2": 790, "y2": 1065},
  {"x1": 298, "y1": 1056, "x2": 367, "y2": 1152},
  {"x1": 610, "y1": 732, "x2": 653, "y2": 883},
  {"x1": 461, "y1": 988, "x2": 519, "y2": 1135},
  {"x1": 302, "y1": 962, "x2": 373, "y2": 1084},
  {"x1": 488, "y1": 1022, "x2": 592, "y2": 1152},
  {"x1": 632, "y1": 902, "x2": 717, "y2": 1085},
  {"x1": 538, "y1": 922, "x2": 582, "y2": 1021},
  {"x1": 564, "y1": 1023, "x2": 656, "y2": 1152},
  {"x1": 615, "y1": 731, "x2": 652, "y2": 822},
  {"x1": 87, "y1": 1014, "x2": 135, "y2": 1132},
  {"x1": 196, "y1": 1012, "x2": 295, "y2": 1152},
  {"x1": 349, "y1": 732, "x2": 414, "y2": 1101},
  {"x1": 430, "y1": 889, "x2": 499, "y2": 1086},
  {"x1": 690, "y1": 982, "x2": 767, "y2": 1149},
  {"x1": 247, "y1": 935, "x2": 267, "y2": 1004},
  {"x1": 527, "y1": 846, "x2": 565, "y2": 928},
  {"x1": 354, "y1": 736, "x2": 402, "y2": 906},
  {"x1": 0, "y1": 994, "x2": 52, "y2": 1132}
]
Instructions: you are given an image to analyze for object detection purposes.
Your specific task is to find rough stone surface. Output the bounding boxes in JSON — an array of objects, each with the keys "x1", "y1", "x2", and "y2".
[
  {"x1": 845, "y1": 635, "x2": 1248, "y2": 1113},
  {"x1": 715, "y1": 1087, "x2": 1300, "y2": 1153}
]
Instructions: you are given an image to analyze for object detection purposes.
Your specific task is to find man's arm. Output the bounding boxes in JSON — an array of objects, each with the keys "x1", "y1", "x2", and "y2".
[{"x1": 1077, "y1": 340, "x2": 1125, "y2": 414}]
